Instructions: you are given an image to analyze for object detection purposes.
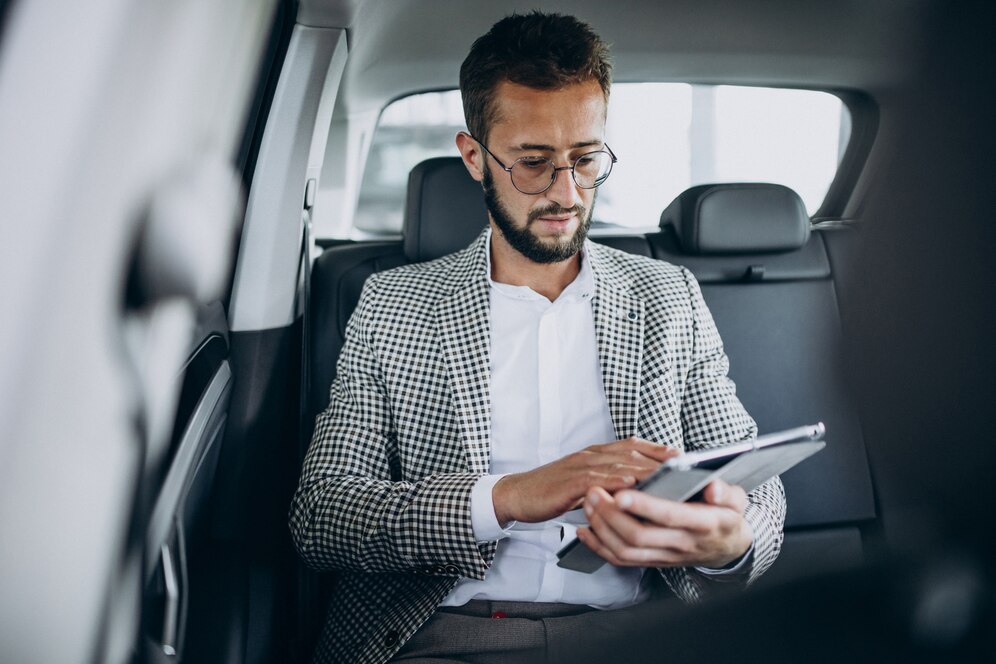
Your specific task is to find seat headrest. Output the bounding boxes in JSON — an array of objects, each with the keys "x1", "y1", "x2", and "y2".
[
  {"x1": 660, "y1": 183, "x2": 810, "y2": 255},
  {"x1": 403, "y1": 157, "x2": 489, "y2": 262}
]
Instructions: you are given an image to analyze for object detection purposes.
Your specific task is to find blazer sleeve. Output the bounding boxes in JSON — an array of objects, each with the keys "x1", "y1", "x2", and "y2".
[
  {"x1": 288, "y1": 276, "x2": 493, "y2": 581},
  {"x1": 662, "y1": 268, "x2": 786, "y2": 598}
]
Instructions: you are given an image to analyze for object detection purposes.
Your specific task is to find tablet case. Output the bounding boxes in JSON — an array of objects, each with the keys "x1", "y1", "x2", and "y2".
[{"x1": 556, "y1": 434, "x2": 825, "y2": 573}]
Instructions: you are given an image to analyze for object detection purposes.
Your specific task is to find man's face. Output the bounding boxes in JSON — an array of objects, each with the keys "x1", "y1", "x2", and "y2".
[{"x1": 478, "y1": 80, "x2": 607, "y2": 264}]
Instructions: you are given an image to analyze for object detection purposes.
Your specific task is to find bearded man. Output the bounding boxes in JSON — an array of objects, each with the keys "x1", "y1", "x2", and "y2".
[{"x1": 290, "y1": 12, "x2": 785, "y2": 664}]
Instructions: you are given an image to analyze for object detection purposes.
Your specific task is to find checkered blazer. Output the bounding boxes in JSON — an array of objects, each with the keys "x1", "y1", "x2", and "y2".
[{"x1": 290, "y1": 231, "x2": 786, "y2": 664}]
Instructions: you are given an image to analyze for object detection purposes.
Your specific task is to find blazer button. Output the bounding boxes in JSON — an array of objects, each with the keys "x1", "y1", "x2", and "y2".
[{"x1": 384, "y1": 630, "x2": 399, "y2": 647}]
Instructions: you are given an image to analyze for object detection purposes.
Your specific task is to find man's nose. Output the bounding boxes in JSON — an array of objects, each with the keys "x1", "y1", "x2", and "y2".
[{"x1": 544, "y1": 166, "x2": 583, "y2": 209}]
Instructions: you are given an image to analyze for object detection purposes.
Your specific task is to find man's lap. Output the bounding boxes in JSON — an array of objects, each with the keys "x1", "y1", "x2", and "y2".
[{"x1": 392, "y1": 599, "x2": 677, "y2": 663}]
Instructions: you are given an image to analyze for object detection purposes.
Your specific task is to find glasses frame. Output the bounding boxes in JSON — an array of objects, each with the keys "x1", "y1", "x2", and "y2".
[{"x1": 471, "y1": 135, "x2": 618, "y2": 195}]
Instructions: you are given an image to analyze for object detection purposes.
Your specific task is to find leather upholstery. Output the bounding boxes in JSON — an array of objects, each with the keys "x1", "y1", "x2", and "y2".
[
  {"x1": 403, "y1": 157, "x2": 489, "y2": 262},
  {"x1": 660, "y1": 183, "x2": 810, "y2": 254}
]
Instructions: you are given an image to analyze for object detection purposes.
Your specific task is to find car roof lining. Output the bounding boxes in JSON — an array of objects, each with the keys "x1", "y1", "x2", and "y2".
[{"x1": 298, "y1": 0, "x2": 929, "y2": 116}]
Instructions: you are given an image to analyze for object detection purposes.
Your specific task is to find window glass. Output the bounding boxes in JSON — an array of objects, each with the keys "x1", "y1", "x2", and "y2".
[{"x1": 346, "y1": 84, "x2": 848, "y2": 237}]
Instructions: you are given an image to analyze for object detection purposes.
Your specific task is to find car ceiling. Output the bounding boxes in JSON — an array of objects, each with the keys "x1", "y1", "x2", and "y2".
[{"x1": 297, "y1": 0, "x2": 930, "y2": 115}]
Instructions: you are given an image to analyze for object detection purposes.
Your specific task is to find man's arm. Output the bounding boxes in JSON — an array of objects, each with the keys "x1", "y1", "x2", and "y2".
[
  {"x1": 288, "y1": 277, "x2": 491, "y2": 580},
  {"x1": 677, "y1": 266, "x2": 785, "y2": 584},
  {"x1": 576, "y1": 268, "x2": 785, "y2": 591}
]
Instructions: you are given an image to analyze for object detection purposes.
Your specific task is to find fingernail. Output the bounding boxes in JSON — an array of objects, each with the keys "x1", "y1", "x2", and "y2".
[
  {"x1": 588, "y1": 491, "x2": 600, "y2": 507},
  {"x1": 714, "y1": 483, "x2": 725, "y2": 501},
  {"x1": 617, "y1": 493, "x2": 633, "y2": 508}
]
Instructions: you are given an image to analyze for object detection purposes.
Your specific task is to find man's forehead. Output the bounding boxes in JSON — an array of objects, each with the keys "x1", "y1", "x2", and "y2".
[
  {"x1": 489, "y1": 80, "x2": 607, "y2": 148},
  {"x1": 506, "y1": 140, "x2": 604, "y2": 153},
  {"x1": 492, "y1": 79, "x2": 606, "y2": 106}
]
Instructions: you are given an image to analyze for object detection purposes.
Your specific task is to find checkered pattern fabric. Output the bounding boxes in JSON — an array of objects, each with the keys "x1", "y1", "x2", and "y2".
[{"x1": 289, "y1": 230, "x2": 785, "y2": 664}]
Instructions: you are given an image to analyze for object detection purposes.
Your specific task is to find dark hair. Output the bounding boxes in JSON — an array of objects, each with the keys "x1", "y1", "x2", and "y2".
[{"x1": 459, "y1": 12, "x2": 612, "y2": 143}]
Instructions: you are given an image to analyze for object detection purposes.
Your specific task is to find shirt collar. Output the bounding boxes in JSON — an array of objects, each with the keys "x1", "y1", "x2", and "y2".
[{"x1": 485, "y1": 227, "x2": 594, "y2": 302}]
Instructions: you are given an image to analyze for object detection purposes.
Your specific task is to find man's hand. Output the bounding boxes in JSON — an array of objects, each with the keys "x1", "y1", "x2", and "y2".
[
  {"x1": 576, "y1": 479, "x2": 754, "y2": 569},
  {"x1": 491, "y1": 438, "x2": 679, "y2": 525}
]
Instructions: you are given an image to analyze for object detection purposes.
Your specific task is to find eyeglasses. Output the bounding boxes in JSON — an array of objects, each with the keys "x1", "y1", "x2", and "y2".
[{"x1": 471, "y1": 135, "x2": 618, "y2": 195}]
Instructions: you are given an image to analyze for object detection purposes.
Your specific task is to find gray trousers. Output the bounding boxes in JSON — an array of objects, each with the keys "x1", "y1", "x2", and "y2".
[{"x1": 391, "y1": 599, "x2": 676, "y2": 663}]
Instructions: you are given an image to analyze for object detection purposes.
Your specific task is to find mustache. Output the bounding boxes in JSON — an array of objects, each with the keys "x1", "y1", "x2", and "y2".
[{"x1": 526, "y1": 204, "x2": 587, "y2": 225}]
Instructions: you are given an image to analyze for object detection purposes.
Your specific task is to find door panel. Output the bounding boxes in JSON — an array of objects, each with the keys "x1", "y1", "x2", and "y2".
[{"x1": 142, "y1": 357, "x2": 232, "y2": 661}]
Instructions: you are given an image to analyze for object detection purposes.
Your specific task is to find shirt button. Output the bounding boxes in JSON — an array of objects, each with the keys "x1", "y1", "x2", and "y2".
[
  {"x1": 627, "y1": 310, "x2": 638, "y2": 321},
  {"x1": 491, "y1": 611, "x2": 508, "y2": 619},
  {"x1": 444, "y1": 564, "x2": 460, "y2": 575},
  {"x1": 384, "y1": 630, "x2": 399, "y2": 647}
]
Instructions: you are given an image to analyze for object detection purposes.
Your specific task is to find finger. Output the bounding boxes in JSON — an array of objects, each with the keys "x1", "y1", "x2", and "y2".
[
  {"x1": 576, "y1": 527, "x2": 626, "y2": 567},
  {"x1": 610, "y1": 438, "x2": 681, "y2": 462},
  {"x1": 586, "y1": 489, "x2": 696, "y2": 553},
  {"x1": 613, "y1": 490, "x2": 719, "y2": 533},
  {"x1": 583, "y1": 446, "x2": 669, "y2": 469},
  {"x1": 702, "y1": 480, "x2": 748, "y2": 512},
  {"x1": 573, "y1": 470, "x2": 638, "y2": 496},
  {"x1": 601, "y1": 460, "x2": 661, "y2": 482},
  {"x1": 581, "y1": 506, "x2": 685, "y2": 567},
  {"x1": 642, "y1": 444, "x2": 681, "y2": 462}
]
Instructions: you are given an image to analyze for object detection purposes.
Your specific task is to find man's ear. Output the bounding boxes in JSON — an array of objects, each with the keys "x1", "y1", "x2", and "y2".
[{"x1": 456, "y1": 131, "x2": 485, "y2": 183}]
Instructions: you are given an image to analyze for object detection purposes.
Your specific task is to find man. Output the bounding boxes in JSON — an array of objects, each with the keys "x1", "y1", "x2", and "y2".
[{"x1": 290, "y1": 12, "x2": 785, "y2": 664}]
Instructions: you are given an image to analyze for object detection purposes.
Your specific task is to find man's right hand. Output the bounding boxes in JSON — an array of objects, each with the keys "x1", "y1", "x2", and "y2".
[{"x1": 491, "y1": 438, "x2": 678, "y2": 525}]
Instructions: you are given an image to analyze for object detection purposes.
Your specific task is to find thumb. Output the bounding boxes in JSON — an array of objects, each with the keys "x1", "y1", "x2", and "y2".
[{"x1": 703, "y1": 480, "x2": 747, "y2": 512}]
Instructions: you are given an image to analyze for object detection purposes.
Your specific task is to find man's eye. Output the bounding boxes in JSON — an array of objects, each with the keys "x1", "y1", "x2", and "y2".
[
  {"x1": 518, "y1": 158, "x2": 548, "y2": 170},
  {"x1": 575, "y1": 156, "x2": 595, "y2": 167}
]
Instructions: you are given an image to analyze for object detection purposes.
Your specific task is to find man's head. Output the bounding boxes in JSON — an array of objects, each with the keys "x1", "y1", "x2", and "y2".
[
  {"x1": 459, "y1": 12, "x2": 612, "y2": 145},
  {"x1": 456, "y1": 12, "x2": 613, "y2": 265}
]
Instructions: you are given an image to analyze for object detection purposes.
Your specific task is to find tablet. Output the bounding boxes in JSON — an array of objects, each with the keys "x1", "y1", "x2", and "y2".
[{"x1": 555, "y1": 423, "x2": 826, "y2": 573}]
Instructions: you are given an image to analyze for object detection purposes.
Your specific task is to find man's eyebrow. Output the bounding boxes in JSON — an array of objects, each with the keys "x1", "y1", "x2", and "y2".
[{"x1": 510, "y1": 140, "x2": 603, "y2": 152}]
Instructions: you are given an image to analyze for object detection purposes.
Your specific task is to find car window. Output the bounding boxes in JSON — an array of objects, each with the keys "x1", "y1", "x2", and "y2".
[{"x1": 332, "y1": 84, "x2": 848, "y2": 238}]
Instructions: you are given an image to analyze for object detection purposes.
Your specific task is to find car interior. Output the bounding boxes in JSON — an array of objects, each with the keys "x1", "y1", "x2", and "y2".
[{"x1": 1, "y1": 1, "x2": 993, "y2": 663}]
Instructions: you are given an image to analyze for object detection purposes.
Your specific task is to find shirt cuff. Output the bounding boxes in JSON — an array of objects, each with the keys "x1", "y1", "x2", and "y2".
[
  {"x1": 470, "y1": 474, "x2": 515, "y2": 542},
  {"x1": 694, "y1": 539, "x2": 755, "y2": 576}
]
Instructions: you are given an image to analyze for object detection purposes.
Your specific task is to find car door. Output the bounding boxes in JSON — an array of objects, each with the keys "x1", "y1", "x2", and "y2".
[{"x1": 0, "y1": 2, "x2": 278, "y2": 663}]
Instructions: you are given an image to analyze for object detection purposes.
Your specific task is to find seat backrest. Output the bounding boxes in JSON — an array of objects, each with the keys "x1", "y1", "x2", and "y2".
[
  {"x1": 308, "y1": 158, "x2": 490, "y2": 422},
  {"x1": 651, "y1": 183, "x2": 875, "y2": 583}
]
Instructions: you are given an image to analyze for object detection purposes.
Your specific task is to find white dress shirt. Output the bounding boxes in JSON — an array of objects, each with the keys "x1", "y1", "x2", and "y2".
[
  {"x1": 441, "y1": 231, "x2": 750, "y2": 608},
  {"x1": 441, "y1": 231, "x2": 649, "y2": 608}
]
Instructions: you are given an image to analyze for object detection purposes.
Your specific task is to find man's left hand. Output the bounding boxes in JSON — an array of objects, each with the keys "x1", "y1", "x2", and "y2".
[{"x1": 577, "y1": 480, "x2": 753, "y2": 569}]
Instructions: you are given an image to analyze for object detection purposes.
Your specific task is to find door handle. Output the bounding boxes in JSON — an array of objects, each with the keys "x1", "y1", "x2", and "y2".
[{"x1": 160, "y1": 543, "x2": 180, "y2": 657}]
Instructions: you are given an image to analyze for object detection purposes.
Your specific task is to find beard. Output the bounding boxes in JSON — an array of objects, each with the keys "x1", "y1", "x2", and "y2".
[{"x1": 482, "y1": 168, "x2": 593, "y2": 264}]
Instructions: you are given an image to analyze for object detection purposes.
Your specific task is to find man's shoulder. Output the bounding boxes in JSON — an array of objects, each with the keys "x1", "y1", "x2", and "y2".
[
  {"x1": 588, "y1": 240, "x2": 691, "y2": 293},
  {"x1": 362, "y1": 242, "x2": 479, "y2": 305}
]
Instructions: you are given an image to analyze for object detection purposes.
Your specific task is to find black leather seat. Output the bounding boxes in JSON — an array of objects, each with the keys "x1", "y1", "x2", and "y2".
[{"x1": 651, "y1": 183, "x2": 876, "y2": 584}]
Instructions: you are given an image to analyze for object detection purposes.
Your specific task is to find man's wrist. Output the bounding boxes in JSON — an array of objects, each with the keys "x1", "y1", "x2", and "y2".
[
  {"x1": 470, "y1": 474, "x2": 514, "y2": 541},
  {"x1": 491, "y1": 473, "x2": 517, "y2": 526},
  {"x1": 696, "y1": 540, "x2": 755, "y2": 576}
]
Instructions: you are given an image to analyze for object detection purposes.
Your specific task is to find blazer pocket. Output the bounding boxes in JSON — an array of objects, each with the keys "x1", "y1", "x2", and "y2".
[{"x1": 639, "y1": 372, "x2": 683, "y2": 449}]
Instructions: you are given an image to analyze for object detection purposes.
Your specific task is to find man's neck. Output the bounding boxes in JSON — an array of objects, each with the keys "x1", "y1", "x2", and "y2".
[{"x1": 489, "y1": 229, "x2": 582, "y2": 302}]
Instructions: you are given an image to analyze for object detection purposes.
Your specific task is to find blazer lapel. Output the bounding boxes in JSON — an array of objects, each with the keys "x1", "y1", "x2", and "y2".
[
  {"x1": 434, "y1": 232, "x2": 492, "y2": 475},
  {"x1": 589, "y1": 244, "x2": 645, "y2": 440}
]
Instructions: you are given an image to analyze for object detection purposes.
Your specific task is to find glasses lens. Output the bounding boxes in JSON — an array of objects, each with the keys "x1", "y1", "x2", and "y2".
[
  {"x1": 510, "y1": 157, "x2": 556, "y2": 194},
  {"x1": 571, "y1": 151, "x2": 613, "y2": 189}
]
